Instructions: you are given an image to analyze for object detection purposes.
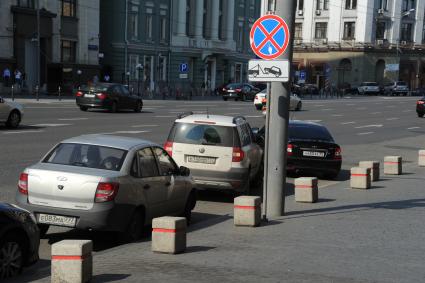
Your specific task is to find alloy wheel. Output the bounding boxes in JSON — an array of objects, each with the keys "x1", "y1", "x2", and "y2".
[{"x1": 0, "y1": 241, "x2": 23, "y2": 279}]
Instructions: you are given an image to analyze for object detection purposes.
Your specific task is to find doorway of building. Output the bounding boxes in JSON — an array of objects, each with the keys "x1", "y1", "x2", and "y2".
[
  {"x1": 375, "y1": 59, "x2": 385, "y2": 85},
  {"x1": 337, "y1": 58, "x2": 352, "y2": 88}
]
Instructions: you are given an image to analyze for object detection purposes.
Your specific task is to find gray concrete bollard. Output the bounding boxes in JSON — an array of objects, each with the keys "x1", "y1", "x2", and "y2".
[
  {"x1": 234, "y1": 196, "x2": 261, "y2": 227},
  {"x1": 51, "y1": 240, "x2": 93, "y2": 283},
  {"x1": 384, "y1": 156, "x2": 402, "y2": 175},
  {"x1": 359, "y1": 161, "x2": 380, "y2": 181},
  {"x1": 152, "y1": 216, "x2": 186, "y2": 254},
  {"x1": 295, "y1": 177, "x2": 318, "y2": 203},
  {"x1": 350, "y1": 167, "x2": 371, "y2": 189},
  {"x1": 418, "y1": 150, "x2": 425, "y2": 166}
]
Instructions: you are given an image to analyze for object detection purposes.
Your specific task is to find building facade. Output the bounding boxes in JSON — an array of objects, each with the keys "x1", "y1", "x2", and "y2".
[
  {"x1": 0, "y1": 0, "x2": 100, "y2": 93},
  {"x1": 267, "y1": 0, "x2": 425, "y2": 89},
  {"x1": 99, "y1": 0, "x2": 261, "y2": 94}
]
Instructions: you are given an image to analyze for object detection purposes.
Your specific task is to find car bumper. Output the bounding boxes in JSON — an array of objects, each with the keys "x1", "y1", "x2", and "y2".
[
  {"x1": 76, "y1": 98, "x2": 111, "y2": 108},
  {"x1": 287, "y1": 157, "x2": 342, "y2": 175},
  {"x1": 416, "y1": 105, "x2": 425, "y2": 114},
  {"x1": 223, "y1": 93, "x2": 240, "y2": 99},
  {"x1": 190, "y1": 168, "x2": 249, "y2": 192}
]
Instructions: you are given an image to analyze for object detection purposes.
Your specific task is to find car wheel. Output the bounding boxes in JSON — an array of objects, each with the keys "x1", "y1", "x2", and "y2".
[
  {"x1": 6, "y1": 110, "x2": 21, "y2": 128},
  {"x1": 418, "y1": 113, "x2": 424, "y2": 118},
  {"x1": 255, "y1": 105, "x2": 262, "y2": 110},
  {"x1": 0, "y1": 233, "x2": 25, "y2": 279},
  {"x1": 37, "y1": 224, "x2": 49, "y2": 238},
  {"x1": 79, "y1": 106, "x2": 88, "y2": 112},
  {"x1": 296, "y1": 102, "x2": 302, "y2": 111},
  {"x1": 110, "y1": 101, "x2": 118, "y2": 113},
  {"x1": 324, "y1": 172, "x2": 339, "y2": 180},
  {"x1": 120, "y1": 209, "x2": 144, "y2": 243},
  {"x1": 181, "y1": 190, "x2": 197, "y2": 225},
  {"x1": 134, "y1": 101, "x2": 142, "y2": 113}
]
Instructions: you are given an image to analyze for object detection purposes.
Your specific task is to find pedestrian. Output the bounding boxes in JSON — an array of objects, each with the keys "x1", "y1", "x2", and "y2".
[
  {"x1": 3, "y1": 67, "x2": 11, "y2": 87},
  {"x1": 14, "y1": 69, "x2": 22, "y2": 89},
  {"x1": 104, "y1": 74, "x2": 110, "y2": 82},
  {"x1": 93, "y1": 74, "x2": 99, "y2": 84}
]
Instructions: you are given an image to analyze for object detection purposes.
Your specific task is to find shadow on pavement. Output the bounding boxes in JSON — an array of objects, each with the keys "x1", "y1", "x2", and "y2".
[
  {"x1": 0, "y1": 125, "x2": 45, "y2": 131},
  {"x1": 92, "y1": 274, "x2": 131, "y2": 282},
  {"x1": 3, "y1": 259, "x2": 50, "y2": 283},
  {"x1": 185, "y1": 246, "x2": 216, "y2": 254}
]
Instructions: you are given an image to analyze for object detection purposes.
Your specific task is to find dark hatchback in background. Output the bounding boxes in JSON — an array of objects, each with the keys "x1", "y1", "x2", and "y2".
[
  {"x1": 416, "y1": 97, "x2": 425, "y2": 117},
  {"x1": 222, "y1": 83, "x2": 260, "y2": 101},
  {"x1": 0, "y1": 203, "x2": 39, "y2": 280},
  {"x1": 76, "y1": 83, "x2": 143, "y2": 113},
  {"x1": 257, "y1": 120, "x2": 342, "y2": 179}
]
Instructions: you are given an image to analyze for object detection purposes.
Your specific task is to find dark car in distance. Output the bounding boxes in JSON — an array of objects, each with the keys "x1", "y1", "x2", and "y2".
[
  {"x1": 76, "y1": 83, "x2": 143, "y2": 113},
  {"x1": 222, "y1": 83, "x2": 260, "y2": 101},
  {"x1": 257, "y1": 120, "x2": 342, "y2": 179},
  {"x1": 0, "y1": 203, "x2": 40, "y2": 280},
  {"x1": 416, "y1": 97, "x2": 425, "y2": 117}
]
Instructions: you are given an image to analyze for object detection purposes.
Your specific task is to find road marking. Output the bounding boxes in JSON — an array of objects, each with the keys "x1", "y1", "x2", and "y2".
[
  {"x1": 356, "y1": 107, "x2": 367, "y2": 110},
  {"x1": 103, "y1": 130, "x2": 151, "y2": 135},
  {"x1": 154, "y1": 115, "x2": 175, "y2": 118},
  {"x1": 346, "y1": 104, "x2": 356, "y2": 106},
  {"x1": 331, "y1": 114, "x2": 343, "y2": 117},
  {"x1": 341, "y1": 121, "x2": 356, "y2": 125},
  {"x1": 407, "y1": 126, "x2": 420, "y2": 130},
  {"x1": 355, "y1": 124, "x2": 383, "y2": 129},
  {"x1": 386, "y1": 105, "x2": 396, "y2": 108},
  {"x1": 58, "y1": 118, "x2": 88, "y2": 121},
  {"x1": 306, "y1": 120, "x2": 322, "y2": 123},
  {"x1": 402, "y1": 109, "x2": 413, "y2": 112},
  {"x1": 245, "y1": 115, "x2": 263, "y2": 118},
  {"x1": 314, "y1": 104, "x2": 325, "y2": 107},
  {"x1": 183, "y1": 105, "x2": 217, "y2": 107},
  {"x1": 227, "y1": 107, "x2": 242, "y2": 110},
  {"x1": 26, "y1": 107, "x2": 74, "y2": 109},
  {"x1": 31, "y1": 123, "x2": 72, "y2": 127},
  {"x1": 3, "y1": 130, "x2": 44, "y2": 135},
  {"x1": 370, "y1": 112, "x2": 382, "y2": 115},
  {"x1": 386, "y1": 117, "x2": 399, "y2": 121},
  {"x1": 357, "y1": 132, "x2": 374, "y2": 135},
  {"x1": 321, "y1": 108, "x2": 333, "y2": 111},
  {"x1": 131, "y1": 124, "x2": 159, "y2": 128}
]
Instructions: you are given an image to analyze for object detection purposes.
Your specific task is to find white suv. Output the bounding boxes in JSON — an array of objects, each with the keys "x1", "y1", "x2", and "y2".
[{"x1": 164, "y1": 113, "x2": 263, "y2": 194}]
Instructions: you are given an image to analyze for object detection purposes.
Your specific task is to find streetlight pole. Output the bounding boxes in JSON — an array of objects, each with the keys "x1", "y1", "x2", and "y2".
[
  {"x1": 36, "y1": 0, "x2": 41, "y2": 91},
  {"x1": 124, "y1": 0, "x2": 129, "y2": 78}
]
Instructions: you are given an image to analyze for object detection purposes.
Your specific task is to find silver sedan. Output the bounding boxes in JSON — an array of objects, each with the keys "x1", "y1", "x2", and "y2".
[
  {"x1": 0, "y1": 97, "x2": 23, "y2": 128},
  {"x1": 16, "y1": 134, "x2": 196, "y2": 242}
]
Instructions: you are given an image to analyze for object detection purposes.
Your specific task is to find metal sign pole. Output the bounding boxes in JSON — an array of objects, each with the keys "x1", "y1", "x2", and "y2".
[{"x1": 262, "y1": 82, "x2": 271, "y2": 221}]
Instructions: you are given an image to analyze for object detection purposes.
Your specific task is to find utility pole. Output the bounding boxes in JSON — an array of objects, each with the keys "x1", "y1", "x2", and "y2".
[
  {"x1": 37, "y1": 0, "x2": 41, "y2": 90},
  {"x1": 124, "y1": 0, "x2": 129, "y2": 77},
  {"x1": 264, "y1": 0, "x2": 296, "y2": 217}
]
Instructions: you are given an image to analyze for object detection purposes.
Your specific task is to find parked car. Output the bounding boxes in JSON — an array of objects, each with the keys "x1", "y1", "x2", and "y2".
[
  {"x1": 383, "y1": 81, "x2": 409, "y2": 96},
  {"x1": 164, "y1": 113, "x2": 263, "y2": 194},
  {"x1": 16, "y1": 134, "x2": 196, "y2": 242},
  {"x1": 254, "y1": 89, "x2": 302, "y2": 111},
  {"x1": 416, "y1": 97, "x2": 425, "y2": 117},
  {"x1": 76, "y1": 83, "x2": 143, "y2": 113},
  {"x1": 221, "y1": 83, "x2": 260, "y2": 101},
  {"x1": 0, "y1": 96, "x2": 23, "y2": 128},
  {"x1": 357, "y1": 82, "x2": 380, "y2": 95},
  {"x1": 292, "y1": 84, "x2": 319, "y2": 96},
  {"x1": 0, "y1": 202, "x2": 39, "y2": 280},
  {"x1": 256, "y1": 120, "x2": 342, "y2": 179}
]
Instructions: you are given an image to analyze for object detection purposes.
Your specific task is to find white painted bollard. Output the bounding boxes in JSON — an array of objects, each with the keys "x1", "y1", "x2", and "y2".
[
  {"x1": 51, "y1": 240, "x2": 92, "y2": 283},
  {"x1": 295, "y1": 177, "x2": 318, "y2": 203},
  {"x1": 234, "y1": 196, "x2": 261, "y2": 227},
  {"x1": 384, "y1": 156, "x2": 402, "y2": 175},
  {"x1": 350, "y1": 167, "x2": 371, "y2": 189},
  {"x1": 359, "y1": 161, "x2": 380, "y2": 181},
  {"x1": 418, "y1": 150, "x2": 425, "y2": 166},
  {"x1": 152, "y1": 216, "x2": 186, "y2": 254}
]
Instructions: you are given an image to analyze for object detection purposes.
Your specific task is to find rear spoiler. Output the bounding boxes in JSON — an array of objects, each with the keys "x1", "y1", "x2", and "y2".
[{"x1": 177, "y1": 111, "x2": 194, "y2": 119}]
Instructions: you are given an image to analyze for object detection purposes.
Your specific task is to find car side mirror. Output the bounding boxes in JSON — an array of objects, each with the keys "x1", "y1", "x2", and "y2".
[{"x1": 179, "y1": 166, "x2": 190, "y2": 177}]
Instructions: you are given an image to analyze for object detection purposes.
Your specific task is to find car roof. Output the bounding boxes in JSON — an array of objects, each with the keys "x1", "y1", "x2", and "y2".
[
  {"x1": 175, "y1": 114, "x2": 245, "y2": 127},
  {"x1": 289, "y1": 120, "x2": 326, "y2": 128},
  {"x1": 61, "y1": 134, "x2": 156, "y2": 150}
]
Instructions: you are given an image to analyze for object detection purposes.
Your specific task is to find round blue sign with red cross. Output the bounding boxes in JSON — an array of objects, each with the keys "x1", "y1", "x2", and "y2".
[{"x1": 250, "y1": 14, "x2": 290, "y2": 60}]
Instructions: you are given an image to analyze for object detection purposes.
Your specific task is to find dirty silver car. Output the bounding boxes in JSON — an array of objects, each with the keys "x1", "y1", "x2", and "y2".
[{"x1": 15, "y1": 135, "x2": 196, "y2": 241}]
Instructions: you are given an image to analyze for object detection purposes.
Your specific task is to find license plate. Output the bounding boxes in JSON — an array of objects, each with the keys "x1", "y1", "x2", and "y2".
[
  {"x1": 302, "y1": 151, "x2": 325, "y2": 157},
  {"x1": 38, "y1": 214, "x2": 77, "y2": 227},
  {"x1": 187, "y1": 155, "x2": 216, "y2": 164},
  {"x1": 84, "y1": 94, "x2": 95, "y2": 98}
]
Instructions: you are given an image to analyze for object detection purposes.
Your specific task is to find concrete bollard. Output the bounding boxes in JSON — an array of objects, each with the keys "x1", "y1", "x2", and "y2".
[
  {"x1": 418, "y1": 150, "x2": 425, "y2": 166},
  {"x1": 359, "y1": 161, "x2": 380, "y2": 181},
  {"x1": 152, "y1": 216, "x2": 186, "y2": 254},
  {"x1": 384, "y1": 156, "x2": 402, "y2": 175},
  {"x1": 234, "y1": 196, "x2": 261, "y2": 227},
  {"x1": 51, "y1": 240, "x2": 93, "y2": 283},
  {"x1": 350, "y1": 167, "x2": 371, "y2": 189},
  {"x1": 295, "y1": 177, "x2": 318, "y2": 203}
]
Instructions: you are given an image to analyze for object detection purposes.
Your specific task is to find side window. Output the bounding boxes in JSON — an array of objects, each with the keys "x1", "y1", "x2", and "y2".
[
  {"x1": 138, "y1": 148, "x2": 159, "y2": 178},
  {"x1": 120, "y1": 85, "x2": 130, "y2": 96},
  {"x1": 153, "y1": 147, "x2": 178, "y2": 176},
  {"x1": 112, "y1": 86, "x2": 121, "y2": 95},
  {"x1": 130, "y1": 156, "x2": 139, "y2": 177}
]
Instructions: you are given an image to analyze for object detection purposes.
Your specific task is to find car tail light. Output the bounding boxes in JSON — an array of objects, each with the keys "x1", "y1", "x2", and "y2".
[
  {"x1": 232, "y1": 147, "x2": 245, "y2": 162},
  {"x1": 164, "y1": 141, "x2": 173, "y2": 156},
  {"x1": 287, "y1": 144, "x2": 293, "y2": 156},
  {"x1": 96, "y1": 92, "x2": 107, "y2": 100},
  {"x1": 235, "y1": 88, "x2": 242, "y2": 93},
  {"x1": 18, "y1": 173, "x2": 28, "y2": 195},
  {"x1": 417, "y1": 100, "x2": 425, "y2": 105},
  {"x1": 95, "y1": 182, "x2": 119, "y2": 203},
  {"x1": 76, "y1": 91, "x2": 83, "y2": 97},
  {"x1": 334, "y1": 147, "x2": 342, "y2": 160}
]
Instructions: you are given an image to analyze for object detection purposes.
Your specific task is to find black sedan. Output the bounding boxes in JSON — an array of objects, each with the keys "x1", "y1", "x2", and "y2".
[
  {"x1": 416, "y1": 97, "x2": 425, "y2": 117},
  {"x1": 222, "y1": 83, "x2": 260, "y2": 101},
  {"x1": 0, "y1": 203, "x2": 39, "y2": 279},
  {"x1": 76, "y1": 83, "x2": 143, "y2": 113},
  {"x1": 256, "y1": 120, "x2": 342, "y2": 179}
]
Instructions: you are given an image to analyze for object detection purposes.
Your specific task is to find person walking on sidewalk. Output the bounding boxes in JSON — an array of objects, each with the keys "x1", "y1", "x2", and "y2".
[
  {"x1": 14, "y1": 69, "x2": 22, "y2": 89},
  {"x1": 3, "y1": 67, "x2": 11, "y2": 87}
]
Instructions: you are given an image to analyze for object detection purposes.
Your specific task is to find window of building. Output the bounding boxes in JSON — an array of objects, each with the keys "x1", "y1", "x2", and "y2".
[
  {"x1": 249, "y1": 0, "x2": 255, "y2": 9},
  {"x1": 219, "y1": 0, "x2": 224, "y2": 39},
  {"x1": 129, "y1": 6, "x2": 139, "y2": 40},
  {"x1": 324, "y1": 0, "x2": 329, "y2": 10},
  {"x1": 61, "y1": 40, "x2": 76, "y2": 63},
  {"x1": 345, "y1": 0, "x2": 357, "y2": 9},
  {"x1": 422, "y1": 23, "x2": 425, "y2": 43},
  {"x1": 17, "y1": 0, "x2": 35, "y2": 8},
  {"x1": 146, "y1": 14, "x2": 153, "y2": 41},
  {"x1": 316, "y1": 0, "x2": 329, "y2": 10},
  {"x1": 343, "y1": 22, "x2": 355, "y2": 39},
  {"x1": 129, "y1": 54, "x2": 139, "y2": 80},
  {"x1": 235, "y1": 63, "x2": 242, "y2": 83},
  {"x1": 160, "y1": 17, "x2": 167, "y2": 42},
  {"x1": 203, "y1": 0, "x2": 208, "y2": 38},
  {"x1": 62, "y1": 0, "x2": 76, "y2": 17},
  {"x1": 315, "y1": 22, "x2": 327, "y2": 39},
  {"x1": 267, "y1": 0, "x2": 276, "y2": 11},
  {"x1": 376, "y1": 22, "x2": 386, "y2": 39},
  {"x1": 378, "y1": 0, "x2": 388, "y2": 10},
  {"x1": 400, "y1": 23, "x2": 413, "y2": 42},
  {"x1": 297, "y1": 0, "x2": 304, "y2": 11},
  {"x1": 294, "y1": 23, "x2": 303, "y2": 39},
  {"x1": 237, "y1": 22, "x2": 244, "y2": 51},
  {"x1": 158, "y1": 56, "x2": 167, "y2": 82}
]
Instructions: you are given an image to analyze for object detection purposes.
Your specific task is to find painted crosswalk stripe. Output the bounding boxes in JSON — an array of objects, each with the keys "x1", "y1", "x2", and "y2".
[
  {"x1": 407, "y1": 127, "x2": 420, "y2": 130},
  {"x1": 31, "y1": 123, "x2": 71, "y2": 127},
  {"x1": 58, "y1": 118, "x2": 88, "y2": 121},
  {"x1": 3, "y1": 130, "x2": 44, "y2": 135},
  {"x1": 131, "y1": 124, "x2": 159, "y2": 128},
  {"x1": 341, "y1": 121, "x2": 356, "y2": 125},
  {"x1": 386, "y1": 117, "x2": 399, "y2": 121},
  {"x1": 357, "y1": 132, "x2": 374, "y2": 135}
]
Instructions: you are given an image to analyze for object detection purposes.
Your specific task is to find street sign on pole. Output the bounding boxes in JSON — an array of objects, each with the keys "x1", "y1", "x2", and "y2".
[
  {"x1": 298, "y1": 70, "x2": 306, "y2": 84},
  {"x1": 179, "y1": 63, "x2": 189, "y2": 73},
  {"x1": 248, "y1": 59, "x2": 289, "y2": 82}
]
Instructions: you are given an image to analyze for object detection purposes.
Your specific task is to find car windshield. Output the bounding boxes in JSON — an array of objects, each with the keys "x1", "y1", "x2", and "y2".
[
  {"x1": 289, "y1": 124, "x2": 334, "y2": 142},
  {"x1": 80, "y1": 84, "x2": 110, "y2": 92},
  {"x1": 226, "y1": 83, "x2": 242, "y2": 89},
  {"x1": 169, "y1": 123, "x2": 237, "y2": 147},
  {"x1": 363, "y1": 82, "x2": 378, "y2": 86},
  {"x1": 43, "y1": 143, "x2": 127, "y2": 171},
  {"x1": 396, "y1": 82, "x2": 407, "y2": 86}
]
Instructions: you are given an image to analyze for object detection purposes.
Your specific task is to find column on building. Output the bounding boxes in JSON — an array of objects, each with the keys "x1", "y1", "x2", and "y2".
[
  {"x1": 413, "y1": 0, "x2": 425, "y2": 44},
  {"x1": 177, "y1": 0, "x2": 187, "y2": 36},
  {"x1": 226, "y1": 0, "x2": 235, "y2": 41},
  {"x1": 194, "y1": 0, "x2": 204, "y2": 38},
  {"x1": 210, "y1": 0, "x2": 220, "y2": 40}
]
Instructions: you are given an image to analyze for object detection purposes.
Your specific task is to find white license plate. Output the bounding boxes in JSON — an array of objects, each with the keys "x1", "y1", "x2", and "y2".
[
  {"x1": 302, "y1": 151, "x2": 325, "y2": 157},
  {"x1": 187, "y1": 155, "x2": 216, "y2": 164},
  {"x1": 84, "y1": 94, "x2": 95, "y2": 98},
  {"x1": 38, "y1": 214, "x2": 77, "y2": 227}
]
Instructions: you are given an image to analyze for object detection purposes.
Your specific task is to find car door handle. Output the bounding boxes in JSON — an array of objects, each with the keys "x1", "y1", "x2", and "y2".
[{"x1": 143, "y1": 184, "x2": 150, "y2": 190}]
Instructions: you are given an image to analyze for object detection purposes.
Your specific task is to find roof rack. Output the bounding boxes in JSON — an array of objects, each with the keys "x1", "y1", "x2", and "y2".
[
  {"x1": 177, "y1": 111, "x2": 194, "y2": 119},
  {"x1": 232, "y1": 116, "x2": 246, "y2": 124}
]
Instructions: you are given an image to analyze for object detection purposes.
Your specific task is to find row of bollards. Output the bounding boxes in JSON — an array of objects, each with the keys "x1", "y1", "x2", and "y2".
[{"x1": 9, "y1": 85, "x2": 63, "y2": 101}]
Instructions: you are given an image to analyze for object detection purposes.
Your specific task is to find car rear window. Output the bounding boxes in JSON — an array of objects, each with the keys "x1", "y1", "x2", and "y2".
[
  {"x1": 396, "y1": 82, "x2": 407, "y2": 86},
  {"x1": 43, "y1": 143, "x2": 127, "y2": 171},
  {"x1": 226, "y1": 83, "x2": 243, "y2": 89},
  {"x1": 80, "y1": 84, "x2": 109, "y2": 92},
  {"x1": 168, "y1": 122, "x2": 239, "y2": 147},
  {"x1": 289, "y1": 125, "x2": 334, "y2": 142}
]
